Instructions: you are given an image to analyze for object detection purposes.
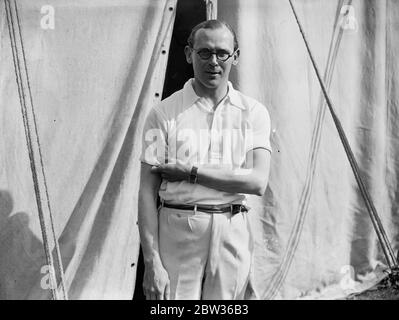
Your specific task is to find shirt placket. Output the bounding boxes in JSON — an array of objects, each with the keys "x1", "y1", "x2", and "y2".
[{"x1": 209, "y1": 106, "x2": 222, "y2": 165}]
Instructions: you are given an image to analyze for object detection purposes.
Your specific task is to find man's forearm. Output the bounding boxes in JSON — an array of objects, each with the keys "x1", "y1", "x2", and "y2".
[
  {"x1": 138, "y1": 163, "x2": 163, "y2": 267},
  {"x1": 152, "y1": 149, "x2": 271, "y2": 196},
  {"x1": 138, "y1": 190, "x2": 162, "y2": 265},
  {"x1": 138, "y1": 163, "x2": 170, "y2": 300},
  {"x1": 196, "y1": 166, "x2": 267, "y2": 196}
]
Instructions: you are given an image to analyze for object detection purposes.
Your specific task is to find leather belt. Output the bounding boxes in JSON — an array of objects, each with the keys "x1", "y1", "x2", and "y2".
[{"x1": 162, "y1": 203, "x2": 248, "y2": 215}]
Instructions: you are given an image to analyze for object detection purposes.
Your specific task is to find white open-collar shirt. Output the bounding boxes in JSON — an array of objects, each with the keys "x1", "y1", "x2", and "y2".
[{"x1": 141, "y1": 79, "x2": 272, "y2": 205}]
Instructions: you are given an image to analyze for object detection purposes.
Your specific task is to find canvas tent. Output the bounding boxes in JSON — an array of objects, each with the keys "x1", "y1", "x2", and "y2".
[{"x1": 0, "y1": 0, "x2": 398, "y2": 300}]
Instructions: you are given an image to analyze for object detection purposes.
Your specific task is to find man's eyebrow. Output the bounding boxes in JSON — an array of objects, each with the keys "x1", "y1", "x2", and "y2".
[{"x1": 197, "y1": 48, "x2": 230, "y2": 52}]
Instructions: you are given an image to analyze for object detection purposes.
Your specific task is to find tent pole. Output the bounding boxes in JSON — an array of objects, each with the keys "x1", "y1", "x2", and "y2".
[{"x1": 205, "y1": 0, "x2": 217, "y2": 20}]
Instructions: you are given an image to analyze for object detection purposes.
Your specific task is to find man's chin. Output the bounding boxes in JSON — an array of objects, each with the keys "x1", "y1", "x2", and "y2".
[
  {"x1": 201, "y1": 78, "x2": 222, "y2": 88},
  {"x1": 194, "y1": 77, "x2": 227, "y2": 92}
]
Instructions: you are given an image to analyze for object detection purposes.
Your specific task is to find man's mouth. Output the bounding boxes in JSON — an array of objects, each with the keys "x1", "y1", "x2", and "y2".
[{"x1": 206, "y1": 71, "x2": 221, "y2": 75}]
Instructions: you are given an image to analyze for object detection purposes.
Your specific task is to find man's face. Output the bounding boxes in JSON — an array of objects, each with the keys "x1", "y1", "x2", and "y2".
[{"x1": 185, "y1": 26, "x2": 238, "y2": 93}]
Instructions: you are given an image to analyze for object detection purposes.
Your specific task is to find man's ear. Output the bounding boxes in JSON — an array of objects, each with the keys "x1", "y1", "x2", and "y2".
[
  {"x1": 232, "y1": 49, "x2": 240, "y2": 66},
  {"x1": 184, "y1": 46, "x2": 193, "y2": 64}
]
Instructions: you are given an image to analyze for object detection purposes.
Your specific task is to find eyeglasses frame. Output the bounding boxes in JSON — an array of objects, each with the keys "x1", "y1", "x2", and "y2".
[{"x1": 190, "y1": 47, "x2": 239, "y2": 62}]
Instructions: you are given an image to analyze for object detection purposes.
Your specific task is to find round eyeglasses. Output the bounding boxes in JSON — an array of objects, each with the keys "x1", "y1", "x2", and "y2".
[{"x1": 191, "y1": 48, "x2": 237, "y2": 62}]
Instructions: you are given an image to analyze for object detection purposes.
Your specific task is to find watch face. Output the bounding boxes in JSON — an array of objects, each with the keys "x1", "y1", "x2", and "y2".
[{"x1": 189, "y1": 166, "x2": 197, "y2": 184}]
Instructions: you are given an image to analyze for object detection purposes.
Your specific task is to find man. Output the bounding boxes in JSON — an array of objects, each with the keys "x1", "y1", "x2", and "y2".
[{"x1": 138, "y1": 20, "x2": 272, "y2": 300}]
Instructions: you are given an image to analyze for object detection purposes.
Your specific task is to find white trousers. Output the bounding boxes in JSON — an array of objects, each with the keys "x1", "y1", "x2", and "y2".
[{"x1": 158, "y1": 206, "x2": 253, "y2": 300}]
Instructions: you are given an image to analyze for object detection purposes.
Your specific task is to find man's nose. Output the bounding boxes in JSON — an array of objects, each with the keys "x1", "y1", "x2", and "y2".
[{"x1": 208, "y1": 53, "x2": 218, "y2": 65}]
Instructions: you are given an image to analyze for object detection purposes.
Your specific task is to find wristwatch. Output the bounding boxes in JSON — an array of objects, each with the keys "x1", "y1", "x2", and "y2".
[{"x1": 189, "y1": 166, "x2": 198, "y2": 184}]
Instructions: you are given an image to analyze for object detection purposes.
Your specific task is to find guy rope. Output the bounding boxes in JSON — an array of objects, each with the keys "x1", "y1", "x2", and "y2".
[
  {"x1": 264, "y1": 0, "x2": 399, "y2": 300},
  {"x1": 4, "y1": 0, "x2": 68, "y2": 300}
]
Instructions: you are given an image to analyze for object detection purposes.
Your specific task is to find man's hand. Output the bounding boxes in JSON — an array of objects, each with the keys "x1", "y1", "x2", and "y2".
[
  {"x1": 143, "y1": 260, "x2": 170, "y2": 300},
  {"x1": 151, "y1": 163, "x2": 191, "y2": 182}
]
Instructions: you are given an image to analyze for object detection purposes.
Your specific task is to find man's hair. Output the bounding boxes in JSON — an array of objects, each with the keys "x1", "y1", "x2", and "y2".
[{"x1": 187, "y1": 20, "x2": 239, "y2": 51}]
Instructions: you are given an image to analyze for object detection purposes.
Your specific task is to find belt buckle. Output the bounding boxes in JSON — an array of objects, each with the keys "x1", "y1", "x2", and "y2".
[
  {"x1": 231, "y1": 204, "x2": 240, "y2": 215},
  {"x1": 235, "y1": 205, "x2": 246, "y2": 214}
]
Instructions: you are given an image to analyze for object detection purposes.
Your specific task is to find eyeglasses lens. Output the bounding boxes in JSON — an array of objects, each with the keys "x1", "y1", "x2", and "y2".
[{"x1": 197, "y1": 49, "x2": 230, "y2": 61}]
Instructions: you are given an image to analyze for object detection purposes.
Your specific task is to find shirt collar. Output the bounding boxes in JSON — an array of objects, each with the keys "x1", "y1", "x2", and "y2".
[
  {"x1": 226, "y1": 82, "x2": 244, "y2": 109},
  {"x1": 182, "y1": 79, "x2": 200, "y2": 109},
  {"x1": 182, "y1": 79, "x2": 245, "y2": 110}
]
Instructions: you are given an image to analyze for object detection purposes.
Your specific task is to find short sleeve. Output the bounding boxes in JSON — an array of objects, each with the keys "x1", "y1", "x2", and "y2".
[
  {"x1": 140, "y1": 107, "x2": 167, "y2": 166},
  {"x1": 246, "y1": 103, "x2": 272, "y2": 153}
]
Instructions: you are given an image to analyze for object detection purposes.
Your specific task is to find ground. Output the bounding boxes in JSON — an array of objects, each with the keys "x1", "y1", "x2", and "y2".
[
  {"x1": 297, "y1": 267, "x2": 399, "y2": 300},
  {"x1": 345, "y1": 272, "x2": 399, "y2": 300}
]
